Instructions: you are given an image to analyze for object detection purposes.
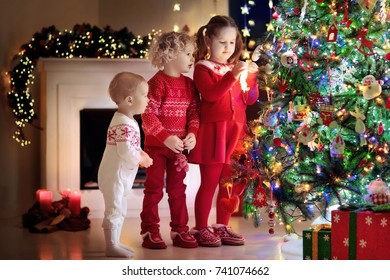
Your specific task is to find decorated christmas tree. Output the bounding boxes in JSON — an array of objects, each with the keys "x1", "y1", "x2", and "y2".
[{"x1": 232, "y1": 0, "x2": 390, "y2": 234}]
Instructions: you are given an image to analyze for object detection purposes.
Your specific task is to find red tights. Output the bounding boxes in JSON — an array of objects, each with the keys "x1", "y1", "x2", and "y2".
[{"x1": 194, "y1": 163, "x2": 233, "y2": 229}]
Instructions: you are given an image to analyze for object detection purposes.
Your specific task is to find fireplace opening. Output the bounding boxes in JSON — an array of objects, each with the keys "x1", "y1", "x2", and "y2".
[{"x1": 80, "y1": 108, "x2": 146, "y2": 190}]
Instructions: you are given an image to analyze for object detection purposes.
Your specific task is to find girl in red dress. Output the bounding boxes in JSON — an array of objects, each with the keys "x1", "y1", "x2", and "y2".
[{"x1": 188, "y1": 15, "x2": 259, "y2": 247}]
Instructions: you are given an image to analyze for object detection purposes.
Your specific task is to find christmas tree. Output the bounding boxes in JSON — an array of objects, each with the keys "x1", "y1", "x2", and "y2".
[{"x1": 232, "y1": 0, "x2": 390, "y2": 234}]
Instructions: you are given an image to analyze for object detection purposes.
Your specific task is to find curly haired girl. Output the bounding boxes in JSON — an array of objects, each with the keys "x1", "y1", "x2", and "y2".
[{"x1": 140, "y1": 31, "x2": 200, "y2": 249}]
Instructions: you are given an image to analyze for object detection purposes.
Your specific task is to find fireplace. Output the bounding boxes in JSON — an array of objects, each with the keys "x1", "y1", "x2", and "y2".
[{"x1": 37, "y1": 58, "x2": 199, "y2": 216}]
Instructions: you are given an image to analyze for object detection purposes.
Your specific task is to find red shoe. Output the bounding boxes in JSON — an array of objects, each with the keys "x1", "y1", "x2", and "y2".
[
  {"x1": 213, "y1": 224, "x2": 245, "y2": 245},
  {"x1": 171, "y1": 231, "x2": 198, "y2": 248},
  {"x1": 142, "y1": 232, "x2": 167, "y2": 249},
  {"x1": 190, "y1": 227, "x2": 221, "y2": 247}
]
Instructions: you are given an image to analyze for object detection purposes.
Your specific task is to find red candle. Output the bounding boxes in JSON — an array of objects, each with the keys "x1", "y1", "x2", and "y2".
[
  {"x1": 68, "y1": 191, "x2": 81, "y2": 215},
  {"x1": 36, "y1": 189, "x2": 52, "y2": 213},
  {"x1": 36, "y1": 189, "x2": 43, "y2": 201}
]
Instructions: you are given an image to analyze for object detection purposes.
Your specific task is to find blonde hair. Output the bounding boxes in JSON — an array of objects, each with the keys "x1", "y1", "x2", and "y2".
[
  {"x1": 195, "y1": 15, "x2": 243, "y2": 63},
  {"x1": 148, "y1": 31, "x2": 195, "y2": 69},
  {"x1": 108, "y1": 72, "x2": 146, "y2": 104}
]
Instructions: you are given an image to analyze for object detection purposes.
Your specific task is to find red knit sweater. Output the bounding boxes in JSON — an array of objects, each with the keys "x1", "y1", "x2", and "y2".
[{"x1": 141, "y1": 71, "x2": 200, "y2": 147}]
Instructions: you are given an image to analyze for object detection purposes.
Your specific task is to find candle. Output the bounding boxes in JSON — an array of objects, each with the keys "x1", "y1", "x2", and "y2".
[
  {"x1": 35, "y1": 189, "x2": 43, "y2": 201},
  {"x1": 36, "y1": 189, "x2": 52, "y2": 213},
  {"x1": 68, "y1": 191, "x2": 81, "y2": 215}
]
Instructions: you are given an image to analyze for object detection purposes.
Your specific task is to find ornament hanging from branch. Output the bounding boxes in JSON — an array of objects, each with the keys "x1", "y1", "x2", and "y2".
[
  {"x1": 350, "y1": 107, "x2": 366, "y2": 134},
  {"x1": 360, "y1": 75, "x2": 382, "y2": 100},
  {"x1": 219, "y1": 180, "x2": 240, "y2": 214},
  {"x1": 358, "y1": 0, "x2": 378, "y2": 13},
  {"x1": 356, "y1": 28, "x2": 377, "y2": 56},
  {"x1": 340, "y1": 1, "x2": 353, "y2": 28},
  {"x1": 386, "y1": 96, "x2": 390, "y2": 109},
  {"x1": 327, "y1": 23, "x2": 338, "y2": 42},
  {"x1": 278, "y1": 77, "x2": 289, "y2": 94},
  {"x1": 330, "y1": 133, "x2": 345, "y2": 159},
  {"x1": 380, "y1": 0, "x2": 387, "y2": 24},
  {"x1": 281, "y1": 50, "x2": 298, "y2": 67},
  {"x1": 299, "y1": 0, "x2": 308, "y2": 27},
  {"x1": 319, "y1": 104, "x2": 336, "y2": 126}
]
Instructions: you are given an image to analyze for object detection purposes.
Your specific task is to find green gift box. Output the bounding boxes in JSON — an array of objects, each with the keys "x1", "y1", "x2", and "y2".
[{"x1": 303, "y1": 225, "x2": 331, "y2": 260}]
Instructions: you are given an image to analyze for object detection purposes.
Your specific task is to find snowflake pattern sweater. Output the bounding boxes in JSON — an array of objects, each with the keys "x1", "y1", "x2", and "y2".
[
  {"x1": 98, "y1": 112, "x2": 141, "y2": 189},
  {"x1": 141, "y1": 71, "x2": 200, "y2": 147}
]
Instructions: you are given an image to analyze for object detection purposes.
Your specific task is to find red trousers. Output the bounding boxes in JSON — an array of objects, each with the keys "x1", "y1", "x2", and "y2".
[
  {"x1": 194, "y1": 163, "x2": 232, "y2": 229},
  {"x1": 140, "y1": 146, "x2": 189, "y2": 234}
]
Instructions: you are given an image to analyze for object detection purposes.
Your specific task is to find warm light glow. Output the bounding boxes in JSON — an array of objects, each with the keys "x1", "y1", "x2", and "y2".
[
  {"x1": 240, "y1": 67, "x2": 249, "y2": 92},
  {"x1": 173, "y1": 3, "x2": 181, "y2": 11},
  {"x1": 266, "y1": 23, "x2": 275, "y2": 31},
  {"x1": 241, "y1": 5, "x2": 250, "y2": 14},
  {"x1": 241, "y1": 27, "x2": 251, "y2": 37}
]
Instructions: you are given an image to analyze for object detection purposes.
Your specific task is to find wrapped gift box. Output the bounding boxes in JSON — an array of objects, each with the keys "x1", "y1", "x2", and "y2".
[
  {"x1": 303, "y1": 226, "x2": 331, "y2": 260},
  {"x1": 331, "y1": 210, "x2": 390, "y2": 260}
]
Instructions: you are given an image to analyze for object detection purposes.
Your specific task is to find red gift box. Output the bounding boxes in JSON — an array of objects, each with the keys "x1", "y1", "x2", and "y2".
[{"x1": 331, "y1": 210, "x2": 390, "y2": 260}]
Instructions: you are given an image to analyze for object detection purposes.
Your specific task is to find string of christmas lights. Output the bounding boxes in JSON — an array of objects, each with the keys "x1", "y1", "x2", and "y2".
[{"x1": 5, "y1": 24, "x2": 159, "y2": 146}]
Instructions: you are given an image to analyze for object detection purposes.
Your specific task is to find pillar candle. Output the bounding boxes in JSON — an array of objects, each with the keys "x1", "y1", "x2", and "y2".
[
  {"x1": 35, "y1": 189, "x2": 43, "y2": 201},
  {"x1": 36, "y1": 189, "x2": 52, "y2": 213},
  {"x1": 68, "y1": 191, "x2": 81, "y2": 215}
]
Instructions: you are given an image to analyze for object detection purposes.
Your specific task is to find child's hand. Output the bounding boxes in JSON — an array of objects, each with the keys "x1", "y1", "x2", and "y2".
[
  {"x1": 183, "y1": 133, "x2": 196, "y2": 152},
  {"x1": 140, "y1": 150, "x2": 153, "y2": 168},
  {"x1": 163, "y1": 135, "x2": 184, "y2": 153},
  {"x1": 247, "y1": 61, "x2": 259, "y2": 73},
  {"x1": 231, "y1": 61, "x2": 248, "y2": 79}
]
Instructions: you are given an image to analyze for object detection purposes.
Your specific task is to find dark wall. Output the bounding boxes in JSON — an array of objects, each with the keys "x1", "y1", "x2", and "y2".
[
  {"x1": 229, "y1": 0, "x2": 273, "y2": 120},
  {"x1": 229, "y1": 0, "x2": 272, "y2": 42}
]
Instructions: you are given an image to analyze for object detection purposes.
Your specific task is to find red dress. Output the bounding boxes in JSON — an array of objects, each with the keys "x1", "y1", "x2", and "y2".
[{"x1": 188, "y1": 60, "x2": 259, "y2": 164}]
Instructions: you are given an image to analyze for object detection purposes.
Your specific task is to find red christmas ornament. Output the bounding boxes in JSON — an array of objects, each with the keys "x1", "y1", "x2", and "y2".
[
  {"x1": 386, "y1": 96, "x2": 390, "y2": 109},
  {"x1": 273, "y1": 137, "x2": 283, "y2": 147},
  {"x1": 268, "y1": 228, "x2": 275, "y2": 234},
  {"x1": 219, "y1": 195, "x2": 240, "y2": 214},
  {"x1": 327, "y1": 24, "x2": 338, "y2": 42},
  {"x1": 340, "y1": 1, "x2": 353, "y2": 28},
  {"x1": 378, "y1": 122, "x2": 384, "y2": 135},
  {"x1": 253, "y1": 186, "x2": 268, "y2": 208},
  {"x1": 319, "y1": 104, "x2": 336, "y2": 126},
  {"x1": 308, "y1": 91, "x2": 326, "y2": 106},
  {"x1": 356, "y1": 28, "x2": 376, "y2": 56},
  {"x1": 301, "y1": 37, "x2": 309, "y2": 50},
  {"x1": 298, "y1": 56, "x2": 314, "y2": 72},
  {"x1": 272, "y1": 7, "x2": 279, "y2": 20},
  {"x1": 385, "y1": 53, "x2": 390, "y2": 60},
  {"x1": 294, "y1": 7, "x2": 301, "y2": 15},
  {"x1": 315, "y1": 0, "x2": 324, "y2": 3},
  {"x1": 232, "y1": 178, "x2": 248, "y2": 196},
  {"x1": 358, "y1": 158, "x2": 368, "y2": 167},
  {"x1": 278, "y1": 78, "x2": 289, "y2": 93}
]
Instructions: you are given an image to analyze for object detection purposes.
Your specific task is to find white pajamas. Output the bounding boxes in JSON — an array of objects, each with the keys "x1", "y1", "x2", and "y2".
[{"x1": 98, "y1": 112, "x2": 141, "y2": 230}]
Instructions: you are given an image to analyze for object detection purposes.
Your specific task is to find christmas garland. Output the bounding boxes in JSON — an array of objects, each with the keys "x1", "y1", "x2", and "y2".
[{"x1": 6, "y1": 23, "x2": 158, "y2": 146}]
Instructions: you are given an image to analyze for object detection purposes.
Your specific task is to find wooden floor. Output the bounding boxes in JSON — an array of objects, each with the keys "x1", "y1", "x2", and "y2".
[{"x1": 0, "y1": 210, "x2": 307, "y2": 260}]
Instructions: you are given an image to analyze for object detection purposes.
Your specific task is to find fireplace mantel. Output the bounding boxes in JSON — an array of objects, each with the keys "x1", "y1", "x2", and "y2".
[{"x1": 37, "y1": 58, "x2": 198, "y2": 216}]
